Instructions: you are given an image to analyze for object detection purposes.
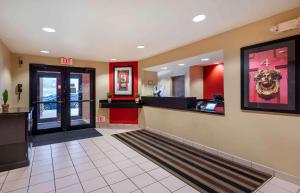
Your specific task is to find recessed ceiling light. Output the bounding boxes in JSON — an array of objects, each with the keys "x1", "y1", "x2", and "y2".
[
  {"x1": 111, "y1": 59, "x2": 117, "y2": 61},
  {"x1": 42, "y1": 27, "x2": 56, "y2": 33},
  {"x1": 161, "y1": 67, "x2": 168, "y2": 70},
  {"x1": 137, "y1": 45, "x2": 145, "y2": 49},
  {"x1": 40, "y1": 50, "x2": 49, "y2": 54},
  {"x1": 192, "y1": 14, "x2": 206, "y2": 22},
  {"x1": 201, "y1": 58, "x2": 210, "y2": 61},
  {"x1": 178, "y1": 63, "x2": 185, "y2": 66}
]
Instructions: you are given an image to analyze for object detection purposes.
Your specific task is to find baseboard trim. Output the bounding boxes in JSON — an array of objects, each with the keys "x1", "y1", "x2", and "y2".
[
  {"x1": 145, "y1": 127, "x2": 300, "y2": 186},
  {"x1": 0, "y1": 160, "x2": 29, "y2": 172}
]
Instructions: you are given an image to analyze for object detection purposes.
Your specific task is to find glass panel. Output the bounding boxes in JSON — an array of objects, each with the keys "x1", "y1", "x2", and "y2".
[
  {"x1": 38, "y1": 103, "x2": 62, "y2": 130},
  {"x1": 70, "y1": 72, "x2": 91, "y2": 126},
  {"x1": 37, "y1": 71, "x2": 62, "y2": 130},
  {"x1": 70, "y1": 101, "x2": 91, "y2": 126}
]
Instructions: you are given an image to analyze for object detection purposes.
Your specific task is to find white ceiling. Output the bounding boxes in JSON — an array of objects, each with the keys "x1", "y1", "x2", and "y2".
[
  {"x1": 0, "y1": 0, "x2": 299, "y2": 62},
  {"x1": 145, "y1": 50, "x2": 224, "y2": 72}
]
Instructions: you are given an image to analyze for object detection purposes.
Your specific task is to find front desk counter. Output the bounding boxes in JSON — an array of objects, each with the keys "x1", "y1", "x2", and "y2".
[
  {"x1": 141, "y1": 96, "x2": 225, "y2": 115},
  {"x1": 0, "y1": 108, "x2": 33, "y2": 172}
]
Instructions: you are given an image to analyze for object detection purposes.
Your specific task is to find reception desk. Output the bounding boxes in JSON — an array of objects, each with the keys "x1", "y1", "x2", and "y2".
[
  {"x1": 0, "y1": 108, "x2": 33, "y2": 171},
  {"x1": 141, "y1": 96, "x2": 224, "y2": 115}
]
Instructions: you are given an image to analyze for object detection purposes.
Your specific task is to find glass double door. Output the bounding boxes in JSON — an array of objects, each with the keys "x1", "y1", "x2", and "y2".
[{"x1": 30, "y1": 64, "x2": 95, "y2": 134}]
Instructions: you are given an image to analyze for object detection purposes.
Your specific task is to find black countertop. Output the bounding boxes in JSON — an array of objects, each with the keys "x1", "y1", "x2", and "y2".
[
  {"x1": 141, "y1": 96, "x2": 225, "y2": 115},
  {"x1": 0, "y1": 107, "x2": 33, "y2": 114}
]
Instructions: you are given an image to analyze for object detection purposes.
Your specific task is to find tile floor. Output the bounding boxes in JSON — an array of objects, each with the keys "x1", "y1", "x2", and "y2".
[{"x1": 0, "y1": 127, "x2": 299, "y2": 193}]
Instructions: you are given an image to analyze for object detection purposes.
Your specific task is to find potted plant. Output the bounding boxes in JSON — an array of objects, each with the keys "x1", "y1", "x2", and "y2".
[
  {"x1": 2, "y1": 89, "x2": 9, "y2": 112},
  {"x1": 135, "y1": 93, "x2": 140, "y2": 103},
  {"x1": 107, "y1": 92, "x2": 112, "y2": 103}
]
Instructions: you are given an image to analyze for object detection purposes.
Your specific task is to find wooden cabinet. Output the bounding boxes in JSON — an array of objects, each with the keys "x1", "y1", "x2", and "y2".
[{"x1": 0, "y1": 108, "x2": 33, "y2": 172}]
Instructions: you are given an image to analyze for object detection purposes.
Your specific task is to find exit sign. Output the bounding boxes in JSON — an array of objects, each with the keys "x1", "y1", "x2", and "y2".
[{"x1": 60, "y1": 57, "x2": 73, "y2": 65}]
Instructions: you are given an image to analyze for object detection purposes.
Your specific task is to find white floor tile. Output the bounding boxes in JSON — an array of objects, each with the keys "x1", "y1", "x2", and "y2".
[
  {"x1": 93, "y1": 158, "x2": 112, "y2": 168},
  {"x1": 110, "y1": 179, "x2": 138, "y2": 193},
  {"x1": 0, "y1": 174, "x2": 7, "y2": 184},
  {"x1": 28, "y1": 180, "x2": 55, "y2": 193},
  {"x1": 130, "y1": 156, "x2": 149, "y2": 164},
  {"x1": 269, "y1": 177, "x2": 300, "y2": 193},
  {"x1": 138, "y1": 161, "x2": 159, "y2": 172},
  {"x1": 103, "y1": 170, "x2": 127, "y2": 185},
  {"x1": 130, "y1": 173, "x2": 156, "y2": 188},
  {"x1": 6, "y1": 169, "x2": 31, "y2": 182},
  {"x1": 54, "y1": 166, "x2": 76, "y2": 179},
  {"x1": 29, "y1": 171, "x2": 54, "y2": 186},
  {"x1": 1, "y1": 178, "x2": 30, "y2": 192},
  {"x1": 160, "y1": 176, "x2": 186, "y2": 191},
  {"x1": 121, "y1": 165, "x2": 145, "y2": 178},
  {"x1": 55, "y1": 174, "x2": 80, "y2": 189},
  {"x1": 97, "y1": 164, "x2": 119, "y2": 175},
  {"x1": 56, "y1": 183, "x2": 84, "y2": 193},
  {"x1": 53, "y1": 160, "x2": 73, "y2": 170},
  {"x1": 131, "y1": 190, "x2": 143, "y2": 193},
  {"x1": 74, "y1": 162, "x2": 95, "y2": 173},
  {"x1": 81, "y1": 176, "x2": 107, "y2": 193},
  {"x1": 78, "y1": 168, "x2": 101, "y2": 182},
  {"x1": 4, "y1": 187, "x2": 28, "y2": 193},
  {"x1": 174, "y1": 185, "x2": 200, "y2": 193},
  {"x1": 260, "y1": 182, "x2": 291, "y2": 193},
  {"x1": 89, "y1": 152, "x2": 106, "y2": 161},
  {"x1": 141, "y1": 182, "x2": 171, "y2": 193},
  {"x1": 114, "y1": 159, "x2": 135, "y2": 169},
  {"x1": 148, "y1": 168, "x2": 171, "y2": 181},
  {"x1": 90, "y1": 186, "x2": 113, "y2": 193}
]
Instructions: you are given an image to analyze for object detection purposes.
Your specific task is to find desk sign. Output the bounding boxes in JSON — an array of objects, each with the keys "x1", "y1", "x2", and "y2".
[{"x1": 60, "y1": 57, "x2": 73, "y2": 65}]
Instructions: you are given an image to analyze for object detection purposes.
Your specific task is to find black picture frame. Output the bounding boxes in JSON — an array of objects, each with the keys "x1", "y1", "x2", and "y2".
[
  {"x1": 241, "y1": 35, "x2": 300, "y2": 114},
  {"x1": 113, "y1": 66, "x2": 133, "y2": 96}
]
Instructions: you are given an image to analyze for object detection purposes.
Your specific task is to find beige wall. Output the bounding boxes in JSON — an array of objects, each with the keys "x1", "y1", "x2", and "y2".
[
  {"x1": 139, "y1": 7, "x2": 300, "y2": 178},
  {"x1": 141, "y1": 71, "x2": 157, "y2": 96},
  {"x1": 0, "y1": 40, "x2": 12, "y2": 105},
  {"x1": 10, "y1": 54, "x2": 109, "y2": 122},
  {"x1": 189, "y1": 65, "x2": 203, "y2": 99}
]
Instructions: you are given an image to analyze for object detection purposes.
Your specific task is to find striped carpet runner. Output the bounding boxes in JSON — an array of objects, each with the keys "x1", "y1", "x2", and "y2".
[{"x1": 112, "y1": 130, "x2": 271, "y2": 193}]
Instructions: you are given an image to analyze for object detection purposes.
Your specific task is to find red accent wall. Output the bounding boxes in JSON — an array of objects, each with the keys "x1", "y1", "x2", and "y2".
[
  {"x1": 109, "y1": 61, "x2": 138, "y2": 124},
  {"x1": 203, "y1": 64, "x2": 224, "y2": 99}
]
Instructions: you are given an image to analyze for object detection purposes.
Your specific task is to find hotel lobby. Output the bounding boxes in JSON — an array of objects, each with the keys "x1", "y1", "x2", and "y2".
[{"x1": 0, "y1": 1, "x2": 300, "y2": 193}]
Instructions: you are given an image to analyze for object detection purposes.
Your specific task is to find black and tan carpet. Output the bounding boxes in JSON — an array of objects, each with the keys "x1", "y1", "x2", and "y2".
[{"x1": 112, "y1": 130, "x2": 272, "y2": 193}]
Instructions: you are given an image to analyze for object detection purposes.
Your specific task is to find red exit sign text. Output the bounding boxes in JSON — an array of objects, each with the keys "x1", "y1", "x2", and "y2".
[{"x1": 60, "y1": 57, "x2": 73, "y2": 65}]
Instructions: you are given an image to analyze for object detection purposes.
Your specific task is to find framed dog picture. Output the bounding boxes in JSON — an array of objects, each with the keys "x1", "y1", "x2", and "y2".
[
  {"x1": 114, "y1": 66, "x2": 133, "y2": 96},
  {"x1": 241, "y1": 35, "x2": 300, "y2": 114}
]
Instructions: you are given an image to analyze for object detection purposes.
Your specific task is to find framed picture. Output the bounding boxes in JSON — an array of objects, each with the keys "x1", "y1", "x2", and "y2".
[
  {"x1": 114, "y1": 66, "x2": 133, "y2": 96},
  {"x1": 241, "y1": 35, "x2": 300, "y2": 114}
]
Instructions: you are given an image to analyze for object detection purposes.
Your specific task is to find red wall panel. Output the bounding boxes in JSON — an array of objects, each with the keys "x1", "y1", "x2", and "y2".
[
  {"x1": 109, "y1": 61, "x2": 139, "y2": 124},
  {"x1": 203, "y1": 64, "x2": 224, "y2": 99},
  {"x1": 109, "y1": 108, "x2": 139, "y2": 124}
]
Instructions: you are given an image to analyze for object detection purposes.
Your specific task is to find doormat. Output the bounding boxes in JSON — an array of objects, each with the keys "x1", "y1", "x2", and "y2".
[{"x1": 32, "y1": 128, "x2": 102, "y2": 147}]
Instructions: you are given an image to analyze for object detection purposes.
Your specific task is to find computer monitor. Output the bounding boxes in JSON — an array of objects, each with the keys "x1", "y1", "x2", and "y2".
[{"x1": 213, "y1": 94, "x2": 224, "y2": 102}]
